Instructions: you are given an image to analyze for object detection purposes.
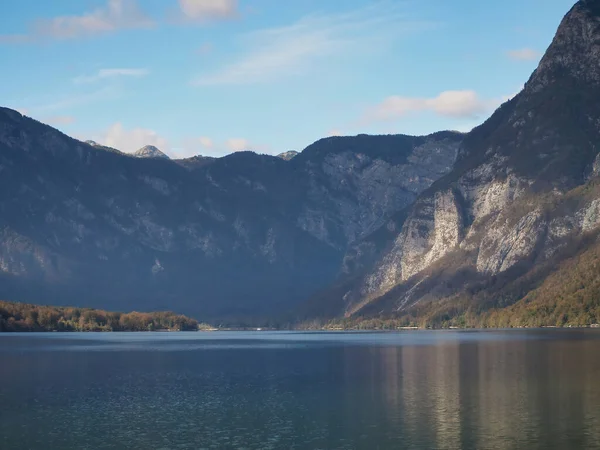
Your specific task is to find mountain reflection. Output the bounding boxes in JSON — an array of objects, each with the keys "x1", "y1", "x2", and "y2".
[
  {"x1": 338, "y1": 334, "x2": 600, "y2": 450},
  {"x1": 1, "y1": 332, "x2": 600, "y2": 449}
]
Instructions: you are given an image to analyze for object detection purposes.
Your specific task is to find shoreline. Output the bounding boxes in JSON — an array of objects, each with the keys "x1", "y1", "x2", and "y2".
[{"x1": 1, "y1": 324, "x2": 599, "y2": 334}]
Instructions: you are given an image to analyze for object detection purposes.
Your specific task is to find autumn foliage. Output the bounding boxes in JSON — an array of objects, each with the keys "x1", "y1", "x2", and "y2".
[{"x1": 0, "y1": 301, "x2": 199, "y2": 332}]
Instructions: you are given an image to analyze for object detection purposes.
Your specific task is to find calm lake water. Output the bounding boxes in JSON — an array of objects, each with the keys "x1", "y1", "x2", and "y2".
[{"x1": 1, "y1": 330, "x2": 600, "y2": 450}]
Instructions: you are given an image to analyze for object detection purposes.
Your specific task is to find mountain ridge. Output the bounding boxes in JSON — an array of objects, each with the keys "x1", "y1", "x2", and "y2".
[
  {"x1": 0, "y1": 106, "x2": 461, "y2": 320},
  {"x1": 301, "y1": 0, "x2": 600, "y2": 327},
  {"x1": 3, "y1": 1, "x2": 599, "y2": 326}
]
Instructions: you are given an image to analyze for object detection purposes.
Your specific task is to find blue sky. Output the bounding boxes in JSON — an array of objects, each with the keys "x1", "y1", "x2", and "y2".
[{"x1": 0, "y1": 0, "x2": 576, "y2": 158}]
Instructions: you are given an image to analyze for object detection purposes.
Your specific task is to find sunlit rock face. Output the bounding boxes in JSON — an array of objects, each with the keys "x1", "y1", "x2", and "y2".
[
  {"x1": 0, "y1": 109, "x2": 461, "y2": 319},
  {"x1": 321, "y1": 0, "x2": 600, "y2": 318}
]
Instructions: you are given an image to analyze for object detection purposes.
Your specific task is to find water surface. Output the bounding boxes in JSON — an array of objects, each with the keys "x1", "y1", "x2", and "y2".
[{"x1": 1, "y1": 330, "x2": 599, "y2": 449}]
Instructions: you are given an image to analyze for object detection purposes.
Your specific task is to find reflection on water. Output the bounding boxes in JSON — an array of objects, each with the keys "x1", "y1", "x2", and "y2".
[{"x1": 0, "y1": 330, "x2": 600, "y2": 449}]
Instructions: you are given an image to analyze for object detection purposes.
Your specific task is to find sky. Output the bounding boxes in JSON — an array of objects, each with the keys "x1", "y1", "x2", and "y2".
[{"x1": 0, "y1": 0, "x2": 576, "y2": 158}]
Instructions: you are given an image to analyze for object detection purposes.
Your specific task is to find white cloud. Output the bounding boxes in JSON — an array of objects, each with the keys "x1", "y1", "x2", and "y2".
[
  {"x1": 73, "y1": 68, "x2": 149, "y2": 84},
  {"x1": 1, "y1": 0, "x2": 154, "y2": 42},
  {"x1": 178, "y1": 0, "x2": 239, "y2": 22},
  {"x1": 192, "y1": 3, "x2": 432, "y2": 86},
  {"x1": 427, "y1": 91, "x2": 490, "y2": 117},
  {"x1": 198, "y1": 136, "x2": 214, "y2": 148},
  {"x1": 226, "y1": 138, "x2": 250, "y2": 152},
  {"x1": 328, "y1": 129, "x2": 342, "y2": 137},
  {"x1": 97, "y1": 123, "x2": 170, "y2": 154},
  {"x1": 507, "y1": 48, "x2": 541, "y2": 61},
  {"x1": 363, "y1": 90, "x2": 501, "y2": 123}
]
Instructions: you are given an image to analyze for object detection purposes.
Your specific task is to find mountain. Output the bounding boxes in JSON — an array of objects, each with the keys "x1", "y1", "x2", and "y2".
[
  {"x1": 303, "y1": 0, "x2": 600, "y2": 327},
  {"x1": 84, "y1": 140, "x2": 123, "y2": 155},
  {"x1": 134, "y1": 145, "x2": 170, "y2": 159},
  {"x1": 174, "y1": 155, "x2": 217, "y2": 169},
  {"x1": 0, "y1": 108, "x2": 461, "y2": 321},
  {"x1": 277, "y1": 151, "x2": 299, "y2": 161}
]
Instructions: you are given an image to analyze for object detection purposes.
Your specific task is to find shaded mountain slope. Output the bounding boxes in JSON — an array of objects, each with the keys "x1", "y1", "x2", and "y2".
[{"x1": 0, "y1": 108, "x2": 461, "y2": 319}]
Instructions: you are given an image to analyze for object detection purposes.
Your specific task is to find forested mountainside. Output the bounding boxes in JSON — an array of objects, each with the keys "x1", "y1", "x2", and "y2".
[
  {"x1": 300, "y1": 0, "x2": 600, "y2": 328},
  {"x1": 0, "y1": 105, "x2": 460, "y2": 320}
]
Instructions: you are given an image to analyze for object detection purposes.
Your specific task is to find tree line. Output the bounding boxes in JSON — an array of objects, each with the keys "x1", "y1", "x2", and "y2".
[{"x1": 0, "y1": 301, "x2": 200, "y2": 332}]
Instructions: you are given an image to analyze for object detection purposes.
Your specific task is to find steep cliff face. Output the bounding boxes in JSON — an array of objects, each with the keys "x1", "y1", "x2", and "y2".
[
  {"x1": 315, "y1": 0, "x2": 600, "y2": 323},
  {"x1": 294, "y1": 133, "x2": 460, "y2": 247},
  {"x1": 0, "y1": 109, "x2": 461, "y2": 319}
]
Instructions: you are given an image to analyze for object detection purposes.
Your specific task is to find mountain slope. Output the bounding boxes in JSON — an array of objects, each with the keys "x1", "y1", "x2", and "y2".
[
  {"x1": 486, "y1": 235, "x2": 600, "y2": 328},
  {"x1": 304, "y1": 0, "x2": 600, "y2": 326},
  {"x1": 0, "y1": 109, "x2": 461, "y2": 320}
]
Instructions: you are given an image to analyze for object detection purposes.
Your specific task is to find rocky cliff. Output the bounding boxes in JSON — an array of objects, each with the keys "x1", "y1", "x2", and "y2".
[
  {"x1": 276, "y1": 151, "x2": 299, "y2": 161},
  {"x1": 309, "y1": 0, "x2": 600, "y2": 326},
  {"x1": 0, "y1": 109, "x2": 461, "y2": 320}
]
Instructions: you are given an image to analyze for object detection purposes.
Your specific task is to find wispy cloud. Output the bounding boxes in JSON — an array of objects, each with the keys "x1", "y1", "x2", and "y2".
[
  {"x1": 73, "y1": 68, "x2": 149, "y2": 84},
  {"x1": 32, "y1": 86, "x2": 119, "y2": 113},
  {"x1": 192, "y1": 3, "x2": 433, "y2": 86},
  {"x1": 0, "y1": 0, "x2": 153, "y2": 43},
  {"x1": 506, "y1": 48, "x2": 541, "y2": 61},
  {"x1": 178, "y1": 0, "x2": 239, "y2": 23},
  {"x1": 361, "y1": 90, "x2": 503, "y2": 124},
  {"x1": 29, "y1": 67, "x2": 145, "y2": 115}
]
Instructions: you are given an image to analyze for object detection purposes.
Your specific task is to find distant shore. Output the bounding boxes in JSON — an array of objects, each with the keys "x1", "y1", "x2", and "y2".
[{"x1": 0, "y1": 301, "x2": 200, "y2": 333}]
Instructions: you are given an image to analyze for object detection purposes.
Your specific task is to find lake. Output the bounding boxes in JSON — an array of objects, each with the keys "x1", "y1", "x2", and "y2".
[{"x1": 1, "y1": 330, "x2": 599, "y2": 449}]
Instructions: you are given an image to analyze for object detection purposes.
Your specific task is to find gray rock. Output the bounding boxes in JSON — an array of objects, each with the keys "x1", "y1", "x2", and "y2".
[
  {"x1": 134, "y1": 145, "x2": 169, "y2": 159},
  {"x1": 326, "y1": 0, "x2": 600, "y2": 319}
]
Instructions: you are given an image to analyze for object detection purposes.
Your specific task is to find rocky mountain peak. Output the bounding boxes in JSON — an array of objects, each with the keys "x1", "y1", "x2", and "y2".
[
  {"x1": 526, "y1": 0, "x2": 600, "y2": 93},
  {"x1": 453, "y1": 0, "x2": 600, "y2": 188},
  {"x1": 134, "y1": 145, "x2": 169, "y2": 159},
  {"x1": 277, "y1": 150, "x2": 299, "y2": 161}
]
